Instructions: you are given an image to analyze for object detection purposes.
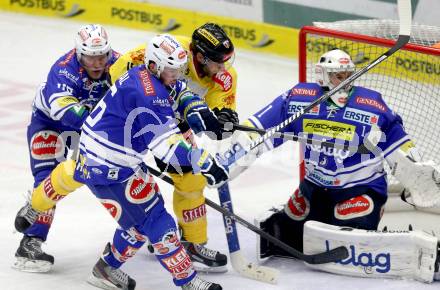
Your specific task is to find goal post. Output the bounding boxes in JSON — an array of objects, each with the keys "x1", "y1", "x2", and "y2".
[{"x1": 298, "y1": 22, "x2": 440, "y2": 212}]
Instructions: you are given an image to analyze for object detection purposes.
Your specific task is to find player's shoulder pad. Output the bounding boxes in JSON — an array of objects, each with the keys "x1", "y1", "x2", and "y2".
[
  {"x1": 127, "y1": 44, "x2": 147, "y2": 65},
  {"x1": 212, "y1": 67, "x2": 236, "y2": 92},
  {"x1": 52, "y1": 50, "x2": 81, "y2": 85},
  {"x1": 351, "y1": 86, "x2": 392, "y2": 114},
  {"x1": 287, "y1": 82, "x2": 323, "y2": 99}
]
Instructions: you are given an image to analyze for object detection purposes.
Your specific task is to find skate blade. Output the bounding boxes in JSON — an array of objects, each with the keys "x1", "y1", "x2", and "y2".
[
  {"x1": 192, "y1": 261, "x2": 228, "y2": 273},
  {"x1": 87, "y1": 274, "x2": 121, "y2": 290},
  {"x1": 12, "y1": 257, "x2": 52, "y2": 273}
]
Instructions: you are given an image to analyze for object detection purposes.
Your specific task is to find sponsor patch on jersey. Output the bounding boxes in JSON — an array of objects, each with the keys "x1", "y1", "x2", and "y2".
[
  {"x1": 100, "y1": 199, "x2": 122, "y2": 222},
  {"x1": 182, "y1": 204, "x2": 207, "y2": 223},
  {"x1": 355, "y1": 97, "x2": 386, "y2": 112},
  {"x1": 343, "y1": 107, "x2": 379, "y2": 125},
  {"x1": 152, "y1": 97, "x2": 171, "y2": 107},
  {"x1": 287, "y1": 101, "x2": 320, "y2": 115},
  {"x1": 303, "y1": 119, "x2": 355, "y2": 141},
  {"x1": 107, "y1": 168, "x2": 119, "y2": 180},
  {"x1": 222, "y1": 94, "x2": 235, "y2": 106},
  {"x1": 306, "y1": 170, "x2": 340, "y2": 186},
  {"x1": 138, "y1": 69, "x2": 156, "y2": 96},
  {"x1": 306, "y1": 144, "x2": 350, "y2": 163},
  {"x1": 129, "y1": 49, "x2": 145, "y2": 64},
  {"x1": 289, "y1": 87, "x2": 318, "y2": 96},
  {"x1": 285, "y1": 189, "x2": 310, "y2": 221},
  {"x1": 213, "y1": 71, "x2": 233, "y2": 91},
  {"x1": 334, "y1": 194, "x2": 374, "y2": 220},
  {"x1": 30, "y1": 131, "x2": 64, "y2": 160},
  {"x1": 125, "y1": 174, "x2": 157, "y2": 204},
  {"x1": 58, "y1": 68, "x2": 79, "y2": 83}
]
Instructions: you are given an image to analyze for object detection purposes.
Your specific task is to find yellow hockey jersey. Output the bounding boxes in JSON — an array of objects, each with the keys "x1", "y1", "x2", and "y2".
[{"x1": 110, "y1": 36, "x2": 237, "y2": 110}]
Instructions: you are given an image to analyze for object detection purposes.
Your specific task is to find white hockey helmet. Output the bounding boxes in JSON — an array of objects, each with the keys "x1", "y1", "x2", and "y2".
[
  {"x1": 315, "y1": 49, "x2": 355, "y2": 88},
  {"x1": 144, "y1": 34, "x2": 188, "y2": 78},
  {"x1": 315, "y1": 49, "x2": 355, "y2": 107},
  {"x1": 75, "y1": 24, "x2": 112, "y2": 61}
]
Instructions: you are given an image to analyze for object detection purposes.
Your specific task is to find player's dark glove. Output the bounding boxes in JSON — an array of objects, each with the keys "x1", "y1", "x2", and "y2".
[
  {"x1": 186, "y1": 105, "x2": 224, "y2": 140},
  {"x1": 213, "y1": 107, "x2": 239, "y2": 129},
  {"x1": 191, "y1": 149, "x2": 229, "y2": 188}
]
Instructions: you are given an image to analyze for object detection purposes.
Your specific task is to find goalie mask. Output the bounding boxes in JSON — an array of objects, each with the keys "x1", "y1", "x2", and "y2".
[
  {"x1": 315, "y1": 49, "x2": 355, "y2": 107},
  {"x1": 145, "y1": 34, "x2": 188, "y2": 85}
]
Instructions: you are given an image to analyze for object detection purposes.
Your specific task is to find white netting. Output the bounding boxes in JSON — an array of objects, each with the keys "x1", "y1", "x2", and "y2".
[
  {"x1": 313, "y1": 19, "x2": 440, "y2": 46},
  {"x1": 300, "y1": 22, "x2": 440, "y2": 200}
]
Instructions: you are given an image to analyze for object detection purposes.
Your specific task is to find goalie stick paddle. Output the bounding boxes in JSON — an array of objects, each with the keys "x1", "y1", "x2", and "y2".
[
  {"x1": 215, "y1": 183, "x2": 348, "y2": 265},
  {"x1": 143, "y1": 164, "x2": 349, "y2": 265},
  {"x1": 220, "y1": 0, "x2": 412, "y2": 169}
]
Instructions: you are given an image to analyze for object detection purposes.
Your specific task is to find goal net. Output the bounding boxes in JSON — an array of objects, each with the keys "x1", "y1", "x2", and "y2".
[{"x1": 298, "y1": 20, "x2": 440, "y2": 212}]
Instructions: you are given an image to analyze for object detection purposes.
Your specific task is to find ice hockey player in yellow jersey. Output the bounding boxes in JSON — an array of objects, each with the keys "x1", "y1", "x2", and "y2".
[{"x1": 110, "y1": 23, "x2": 239, "y2": 273}]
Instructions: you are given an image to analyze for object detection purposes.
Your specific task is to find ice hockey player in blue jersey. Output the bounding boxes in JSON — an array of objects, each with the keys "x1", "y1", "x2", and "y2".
[
  {"x1": 12, "y1": 24, "x2": 120, "y2": 273},
  {"x1": 224, "y1": 49, "x2": 440, "y2": 263},
  {"x1": 72, "y1": 34, "x2": 226, "y2": 290}
]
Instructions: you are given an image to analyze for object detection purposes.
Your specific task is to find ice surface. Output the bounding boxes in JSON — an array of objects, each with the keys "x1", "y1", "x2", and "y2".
[{"x1": 0, "y1": 11, "x2": 438, "y2": 290}]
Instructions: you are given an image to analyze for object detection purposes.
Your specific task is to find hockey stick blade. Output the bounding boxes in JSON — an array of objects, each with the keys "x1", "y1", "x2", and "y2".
[
  {"x1": 229, "y1": 251, "x2": 278, "y2": 284},
  {"x1": 204, "y1": 198, "x2": 349, "y2": 264}
]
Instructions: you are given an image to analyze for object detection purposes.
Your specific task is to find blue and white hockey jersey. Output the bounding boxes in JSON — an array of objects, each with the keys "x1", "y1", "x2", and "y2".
[
  {"x1": 32, "y1": 49, "x2": 120, "y2": 130},
  {"x1": 247, "y1": 83, "x2": 411, "y2": 196},
  {"x1": 75, "y1": 65, "x2": 197, "y2": 185}
]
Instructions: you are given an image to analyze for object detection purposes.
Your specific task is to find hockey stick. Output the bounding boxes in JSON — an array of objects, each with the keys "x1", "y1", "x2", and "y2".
[
  {"x1": 231, "y1": 123, "x2": 372, "y2": 154},
  {"x1": 219, "y1": 0, "x2": 411, "y2": 169},
  {"x1": 144, "y1": 165, "x2": 348, "y2": 263},
  {"x1": 215, "y1": 183, "x2": 348, "y2": 264},
  {"x1": 217, "y1": 183, "x2": 279, "y2": 284},
  {"x1": 143, "y1": 165, "x2": 279, "y2": 283}
]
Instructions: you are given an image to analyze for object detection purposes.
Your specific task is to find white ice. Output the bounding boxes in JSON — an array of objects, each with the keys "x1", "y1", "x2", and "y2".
[{"x1": 0, "y1": 11, "x2": 438, "y2": 290}]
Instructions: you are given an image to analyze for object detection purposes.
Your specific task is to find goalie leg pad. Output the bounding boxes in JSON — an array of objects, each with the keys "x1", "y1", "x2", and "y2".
[{"x1": 303, "y1": 220, "x2": 438, "y2": 283}]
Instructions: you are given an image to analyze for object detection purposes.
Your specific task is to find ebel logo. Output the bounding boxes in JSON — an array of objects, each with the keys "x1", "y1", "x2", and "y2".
[
  {"x1": 326, "y1": 240, "x2": 391, "y2": 274},
  {"x1": 10, "y1": 1, "x2": 85, "y2": 18},
  {"x1": 288, "y1": 101, "x2": 320, "y2": 115},
  {"x1": 343, "y1": 107, "x2": 379, "y2": 125}
]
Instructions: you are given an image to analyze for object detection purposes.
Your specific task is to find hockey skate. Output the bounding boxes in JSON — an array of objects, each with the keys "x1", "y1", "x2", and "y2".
[
  {"x1": 12, "y1": 235, "x2": 54, "y2": 273},
  {"x1": 182, "y1": 240, "x2": 227, "y2": 273},
  {"x1": 88, "y1": 248, "x2": 136, "y2": 290},
  {"x1": 14, "y1": 200, "x2": 40, "y2": 233},
  {"x1": 181, "y1": 275, "x2": 222, "y2": 290}
]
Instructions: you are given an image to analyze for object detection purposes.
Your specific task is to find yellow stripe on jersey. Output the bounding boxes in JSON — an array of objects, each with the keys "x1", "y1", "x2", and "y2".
[{"x1": 55, "y1": 96, "x2": 79, "y2": 108}]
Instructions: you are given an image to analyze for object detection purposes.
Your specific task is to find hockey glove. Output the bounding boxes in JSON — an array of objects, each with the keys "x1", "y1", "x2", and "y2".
[
  {"x1": 191, "y1": 149, "x2": 229, "y2": 188},
  {"x1": 213, "y1": 107, "x2": 239, "y2": 132},
  {"x1": 185, "y1": 104, "x2": 224, "y2": 140}
]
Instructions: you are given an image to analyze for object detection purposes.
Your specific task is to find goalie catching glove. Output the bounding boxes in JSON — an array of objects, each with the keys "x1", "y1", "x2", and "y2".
[{"x1": 385, "y1": 142, "x2": 440, "y2": 208}]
